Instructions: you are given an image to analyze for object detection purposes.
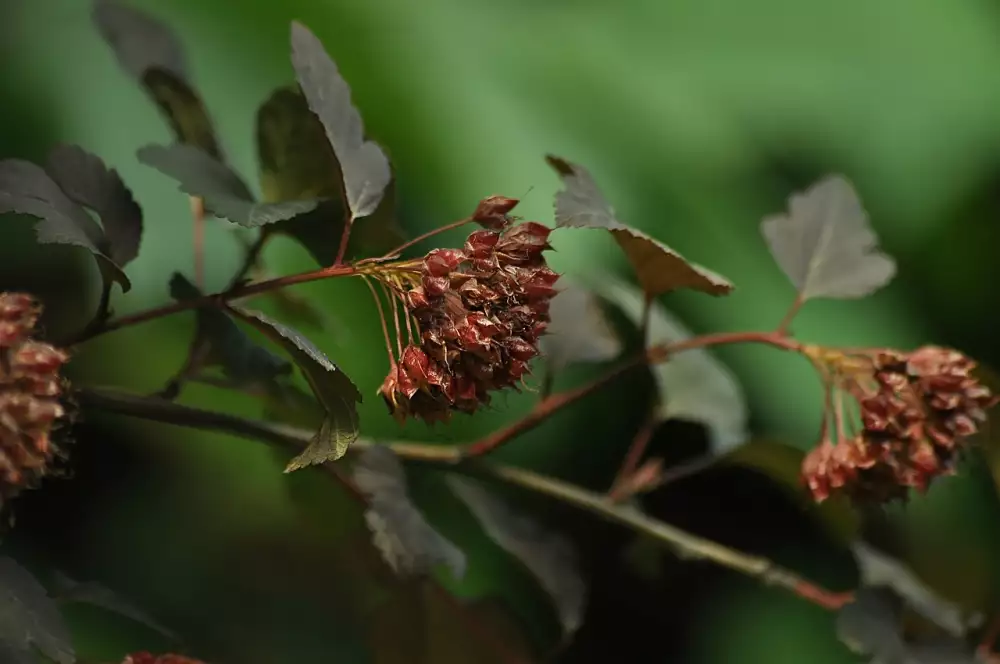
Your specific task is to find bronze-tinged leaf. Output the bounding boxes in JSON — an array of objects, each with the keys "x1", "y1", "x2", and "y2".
[
  {"x1": 0, "y1": 157, "x2": 131, "y2": 291},
  {"x1": 169, "y1": 273, "x2": 291, "y2": 386},
  {"x1": 138, "y1": 143, "x2": 319, "y2": 228},
  {"x1": 353, "y1": 447, "x2": 466, "y2": 580},
  {"x1": 143, "y1": 69, "x2": 222, "y2": 159},
  {"x1": 254, "y1": 84, "x2": 405, "y2": 265},
  {"x1": 225, "y1": 306, "x2": 361, "y2": 469},
  {"x1": 760, "y1": 175, "x2": 896, "y2": 301},
  {"x1": 93, "y1": 0, "x2": 222, "y2": 159},
  {"x1": 447, "y1": 476, "x2": 586, "y2": 637},
  {"x1": 0, "y1": 557, "x2": 75, "y2": 664},
  {"x1": 289, "y1": 22, "x2": 391, "y2": 221},
  {"x1": 593, "y1": 274, "x2": 747, "y2": 452},
  {"x1": 547, "y1": 155, "x2": 732, "y2": 297}
]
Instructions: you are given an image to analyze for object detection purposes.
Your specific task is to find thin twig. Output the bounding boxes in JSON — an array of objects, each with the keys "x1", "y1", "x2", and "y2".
[
  {"x1": 775, "y1": 293, "x2": 804, "y2": 337},
  {"x1": 608, "y1": 409, "x2": 657, "y2": 500},
  {"x1": 378, "y1": 217, "x2": 472, "y2": 260},
  {"x1": 71, "y1": 263, "x2": 358, "y2": 345},
  {"x1": 191, "y1": 197, "x2": 206, "y2": 290},
  {"x1": 227, "y1": 232, "x2": 270, "y2": 290},
  {"x1": 460, "y1": 330, "x2": 803, "y2": 459},
  {"x1": 77, "y1": 386, "x2": 852, "y2": 611}
]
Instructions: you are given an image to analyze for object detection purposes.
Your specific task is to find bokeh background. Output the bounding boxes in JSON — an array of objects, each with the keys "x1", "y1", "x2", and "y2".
[{"x1": 4, "y1": 0, "x2": 1000, "y2": 662}]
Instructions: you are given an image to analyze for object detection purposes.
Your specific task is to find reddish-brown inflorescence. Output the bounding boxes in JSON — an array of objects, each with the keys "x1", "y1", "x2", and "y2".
[
  {"x1": 0, "y1": 292, "x2": 70, "y2": 506},
  {"x1": 376, "y1": 197, "x2": 558, "y2": 423},
  {"x1": 122, "y1": 654, "x2": 207, "y2": 664},
  {"x1": 802, "y1": 345, "x2": 998, "y2": 504}
]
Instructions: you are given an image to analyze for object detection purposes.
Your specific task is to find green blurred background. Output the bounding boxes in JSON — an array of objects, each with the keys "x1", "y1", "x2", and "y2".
[{"x1": 5, "y1": 0, "x2": 1000, "y2": 662}]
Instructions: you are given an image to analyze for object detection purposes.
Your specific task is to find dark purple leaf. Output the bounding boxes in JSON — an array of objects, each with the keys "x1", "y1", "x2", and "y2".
[
  {"x1": 0, "y1": 557, "x2": 74, "y2": 664},
  {"x1": 138, "y1": 143, "x2": 319, "y2": 228},
  {"x1": 290, "y1": 22, "x2": 391, "y2": 221},
  {"x1": 45, "y1": 144, "x2": 143, "y2": 266}
]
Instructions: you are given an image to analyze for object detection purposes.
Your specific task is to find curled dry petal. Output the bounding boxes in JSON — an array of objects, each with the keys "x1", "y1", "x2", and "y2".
[{"x1": 472, "y1": 195, "x2": 519, "y2": 230}]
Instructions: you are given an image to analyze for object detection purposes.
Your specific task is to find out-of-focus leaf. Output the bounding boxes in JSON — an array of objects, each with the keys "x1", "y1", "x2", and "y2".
[
  {"x1": 850, "y1": 541, "x2": 980, "y2": 637},
  {"x1": 367, "y1": 584, "x2": 537, "y2": 664},
  {"x1": 447, "y1": 476, "x2": 586, "y2": 636},
  {"x1": 547, "y1": 156, "x2": 732, "y2": 297},
  {"x1": 353, "y1": 446, "x2": 466, "y2": 579},
  {"x1": 142, "y1": 69, "x2": 222, "y2": 161},
  {"x1": 836, "y1": 588, "x2": 978, "y2": 664},
  {"x1": 594, "y1": 274, "x2": 747, "y2": 452},
  {"x1": 0, "y1": 557, "x2": 74, "y2": 664},
  {"x1": 226, "y1": 306, "x2": 361, "y2": 469},
  {"x1": 761, "y1": 175, "x2": 896, "y2": 301},
  {"x1": 289, "y1": 22, "x2": 391, "y2": 221},
  {"x1": 138, "y1": 144, "x2": 319, "y2": 228},
  {"x1": 0, "y1": 158, "x2": 131, "y2": 291},
  {"x1": 49, "y1": 571, "x2": 177, "y2": 641},
  {"x1": 538, "y1": 280, "x2": 622, "y2": 372},
  {"x1": 93, "y1": 0, "x2": 221, "y2": 158},
  {"x1": 254, "y1": 85, "x2": 405, "y2": 265},
  {"x1": 723, "y1": 439, "x2": 861, "y2": 544},
  {"x1": 169, "y1": 273, "x2": 291, "y2": 385},
  {"x1": 45, "y1": 144, "x2": 143, "y2": 266}
]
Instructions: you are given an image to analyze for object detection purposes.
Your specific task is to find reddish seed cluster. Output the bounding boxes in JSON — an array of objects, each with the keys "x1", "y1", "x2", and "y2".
[
  {"x1": 0, "y1": 292, "x2": 70, "y2": 505},
  {"x1": 123, "y1": 654, "x2": 207, "y2": 664},
  {"x1": 378, "y1": 200, "x2": 558, "y2": 423},
  {"x1": 802, "y1": 346, "x2": 997, "y2": 504}
]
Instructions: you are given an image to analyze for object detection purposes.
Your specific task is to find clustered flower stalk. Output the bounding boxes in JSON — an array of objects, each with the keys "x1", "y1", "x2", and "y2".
[
  {"x1": 0, "y1": 293, "x2": 70, "y2": 506},
  {"x1": 364, "y1": 196, "x2": 559, "y2": 424},
  {"x1": 801, "y1": 344, "x2": 998, "y2": 504}
]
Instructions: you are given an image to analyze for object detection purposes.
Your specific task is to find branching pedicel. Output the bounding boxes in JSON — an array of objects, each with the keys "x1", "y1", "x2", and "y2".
[{"x1": 0, "y1": 1, "x2": 997, "y2": 663}]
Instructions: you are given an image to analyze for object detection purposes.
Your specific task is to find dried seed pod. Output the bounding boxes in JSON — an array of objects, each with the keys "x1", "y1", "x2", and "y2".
[
  {"x1": 0, "y1": 293, "x2": 70, "y2": 508},
  {"x1": 378, "y1": 219, "x2": 559, "y2": 423},
  {"x1": 801, "y1": 345, "x2": 998, "y2": 505}
]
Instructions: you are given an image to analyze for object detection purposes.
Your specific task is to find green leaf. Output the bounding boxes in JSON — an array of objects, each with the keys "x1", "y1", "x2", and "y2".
[
  {"x1": 761, "y1": 175, "x2": 896, "y2": 301},
  {"x1": 45, "y1": 144, "x2": 143, "y2": 267},
  {"x1": 547, "y1": 155, "x2": 733, "y2": 297},
  {"x1": 289, "y1": 22, "x2": 392, "y2": 221},
  {"x1": 93, "y1": 0, "x2": 221, "y2": 158},
  {"x1": 0, "y1": 557, "x2": 74, "y2": 664},
  {"x1": 225, "y1": 306, "x2": 361, "y2": 469},
  {"x1": 0, "y1": 158, "x2": 131, "y2": 291},
  {"x1": 138, "y1": 144, "x2": 319, "y2": 228},
  {"x1": 169, "y1": 273, "x2": 291, "y2": 386},
  {"x1": 538, "y1": 280, "x2": 622, "y2": 372},
  {"x1": 352, "y1": 446, "x2": 466, "y2": 580},
  {"x1": 593, "y1": 273, "x2": 748, "y2": 452},
  {"x1": 447, "y1": 476, "x2": 586, "y2": 637}
]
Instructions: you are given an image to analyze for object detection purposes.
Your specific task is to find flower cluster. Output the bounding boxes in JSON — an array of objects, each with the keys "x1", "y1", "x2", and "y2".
[
  {"x1": 377, "y1": 198, "x2": 558, "y2": 423},
  {"x1": 0, "y1": 292, "x2": 70, "y2": 506},
  {"x1": 123, "y1": 654, "x2": 206, "y2": 664},
  {"x1": 802, "y1": 346, "x2": 997, "y2": 504}
]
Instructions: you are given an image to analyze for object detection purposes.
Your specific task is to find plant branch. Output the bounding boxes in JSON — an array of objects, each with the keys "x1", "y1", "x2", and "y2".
[
  {"x1": 775, "y1": 293, "x2": 805, "y2": 337},
  {"x1": 608, "y1": 409, "x2": 657, "y2": 500},
  {"x1": 72, "y1": 263, "x2": 358, "y2": 345},
  {"x1": 460, "y1": 330, "x2": 803, "y2": 459},
  {"x1": 192, "y1": 196, "x2": 206, "y2": 290},
  {"x1": 227, "y1": 232, "x2": 270, "y2": 290},
  {"x1": 76, "y1": 386, "x2": 852, "y2": 611},
  {"x1": 378, "y1": 217, "x2": 472, "y2": 260}
]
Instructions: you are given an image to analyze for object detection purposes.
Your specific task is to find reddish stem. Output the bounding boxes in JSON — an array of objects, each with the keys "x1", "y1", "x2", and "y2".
[
  {"x1": 460, "y1": 331, "x2": 801, "y2": 459},
  {"x1": 334, "y1": 217, "x2": 354, "y2": 267},
  {"x1": 792, "y1": 582, "x2": 854, "y2": 610},
  {"x1": 608, "y1": 410, "x2": 657, "y2": 499},
  {"x1": 191, "y1": 197, "x2": 206, "y2": 289},
  {"x1": 979, "y1": 612, "x2": 1000, "y2": 661},
  {"x1": 378, "y1": 217, "x2": 472, "y2": 260},
  {"x1": 73, "y1": 263, "x2": 358, "y2": 345},
  {"x1": 775, "y1": 293, "x2": 805, "y2": 337}
]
